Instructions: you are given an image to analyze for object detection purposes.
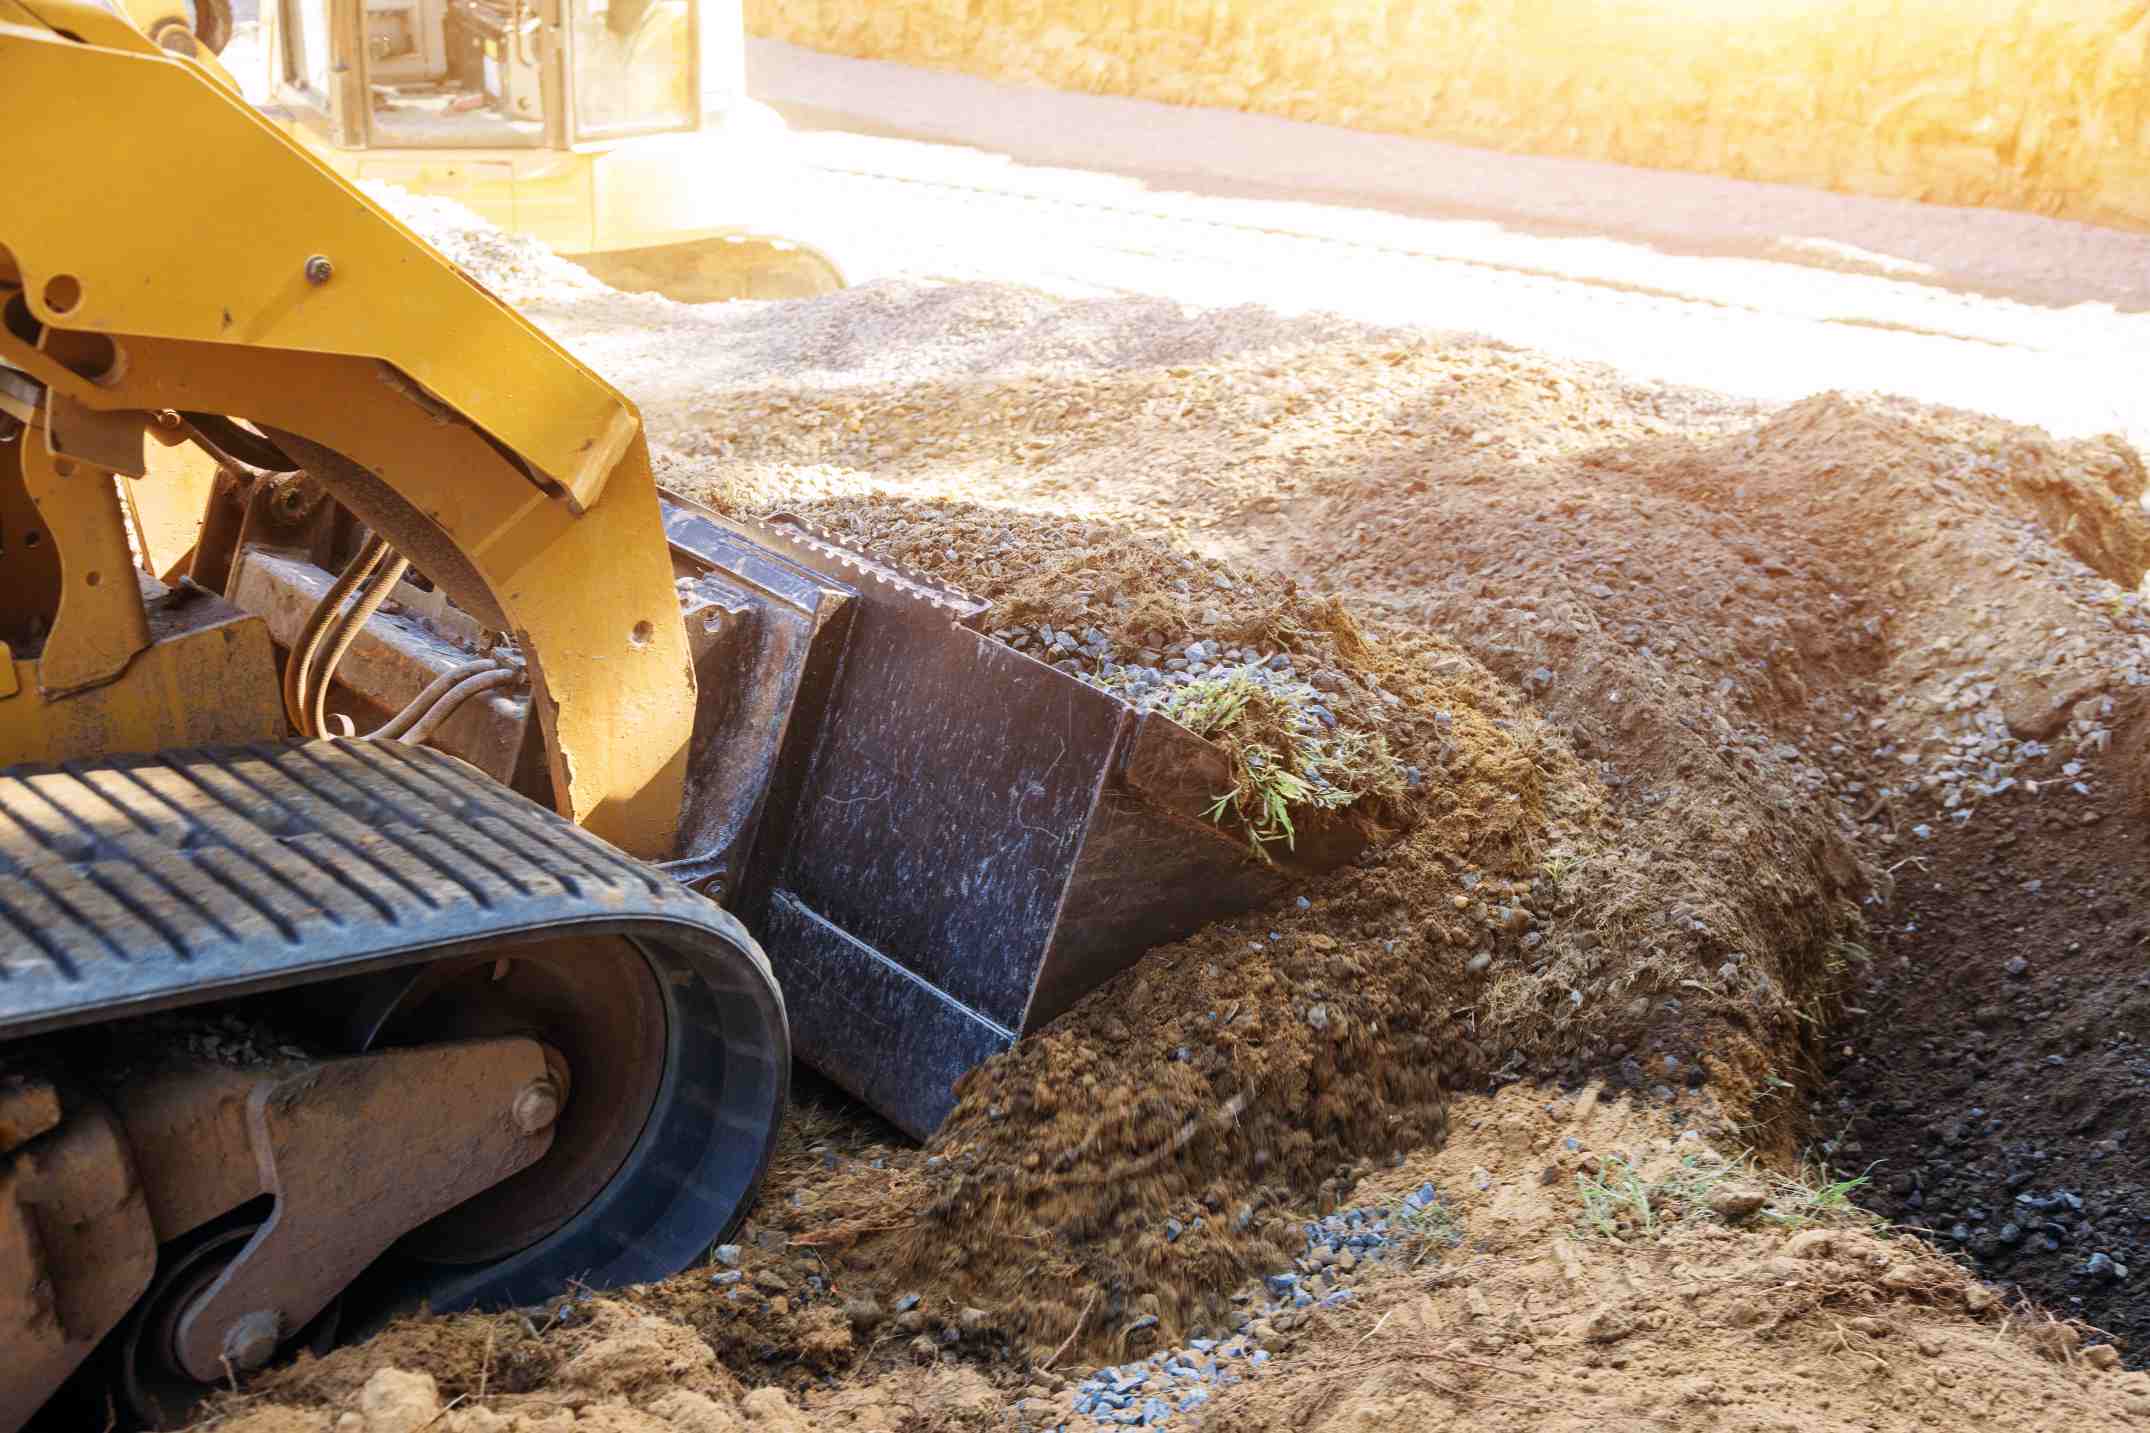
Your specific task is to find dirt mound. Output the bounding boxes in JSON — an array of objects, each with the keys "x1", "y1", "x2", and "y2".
[
  {"x1": 1629, "y1": 393, "x2": 2150, "y2": 746},
  {"x1": 658, "y1": 315, "x2": 1753, "y2": 525},
  {"x1": 1247, "y1": 373, "x2": 2150, "y2": 1359},
  {"x1": 638, "y1": 489, "x2": 1857, "y2": 1368},
  {"x1": 204, "y1": 1301, "x2": 995, "y2": 1431},
  {"x1": 1192, "y1": 1083, "x2": 2150, "y2": 1432}
]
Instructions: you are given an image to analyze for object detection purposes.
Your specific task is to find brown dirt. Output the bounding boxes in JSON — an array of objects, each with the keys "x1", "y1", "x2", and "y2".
[
  {"x1": 199, "y1": 1089, "x2": 2150, "y2": 1431},
  {"x1": 201, "y1": 1299, "x2": 999, "y2": 1431},
  {"x1": 1193, "y1": 1083, "x2": 2150, "y2": 1432},
  {"x1": 687, "y1": 490, "x2": 1862, "y2": 1365},
  {"x1": 180, "y1": 248, "x2": 2150, "y2": 1426},
  {"x1": 1238, "y1": 377, "x2": 2150, "y2": 1364}
]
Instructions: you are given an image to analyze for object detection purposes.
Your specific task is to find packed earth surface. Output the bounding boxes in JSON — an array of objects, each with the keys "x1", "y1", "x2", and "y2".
[{"x1": 182, "y1": 192, "x2": 2150, "y2": 1431}]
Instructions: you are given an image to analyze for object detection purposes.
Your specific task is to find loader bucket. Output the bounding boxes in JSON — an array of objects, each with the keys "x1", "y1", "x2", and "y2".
[{"x1": 662, "y1": 498, "x2": 1358, "y2": 1138}]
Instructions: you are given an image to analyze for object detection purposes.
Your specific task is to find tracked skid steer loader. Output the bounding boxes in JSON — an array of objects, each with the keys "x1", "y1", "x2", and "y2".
[{"x1": 0, "y1": 9, "x2": 1345, "y2": 1427}]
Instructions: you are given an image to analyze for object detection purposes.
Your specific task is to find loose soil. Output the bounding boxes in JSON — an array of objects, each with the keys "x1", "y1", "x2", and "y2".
[
  {"x1": 182, "y1": 195, "x2": 2150, "y2": 1428},
  {"x1": 1830, "y1": 781, "x2": 2150, "y2": 1363},
  {"x1": 1185, "y1": 1085, "x2": 2150, "y2": 1433},
  {"x1": 203, "y1": 1088, "x2": 2150, "y2": 1431}
]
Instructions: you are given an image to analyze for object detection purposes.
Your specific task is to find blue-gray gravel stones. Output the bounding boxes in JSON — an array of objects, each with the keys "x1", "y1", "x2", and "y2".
[{"x1": 1051, "y1": 1187, "x2": 1453, "y2": 1427}]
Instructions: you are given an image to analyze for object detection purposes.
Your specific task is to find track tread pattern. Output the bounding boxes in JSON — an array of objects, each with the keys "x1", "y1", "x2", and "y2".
[{"x1": 0, "y1": 741, "x2": 744, "y2": 1035}]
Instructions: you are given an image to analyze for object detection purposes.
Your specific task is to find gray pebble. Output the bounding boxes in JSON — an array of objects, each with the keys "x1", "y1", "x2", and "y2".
[{"x1": 2086, "y1": 1252, "x2": 2130, "y2": 1281}]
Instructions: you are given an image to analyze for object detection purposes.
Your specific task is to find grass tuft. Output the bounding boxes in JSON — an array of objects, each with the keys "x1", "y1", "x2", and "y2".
[
  {"x1": 1573, "y1": 1150, "x2": 1875, "y2": 1243},
  {"x1": 1158, "y1": 671, "x2": 1407, "y2": 855}
]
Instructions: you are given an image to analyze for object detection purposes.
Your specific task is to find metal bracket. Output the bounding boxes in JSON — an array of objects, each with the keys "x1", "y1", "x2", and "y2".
[
  {"x1": 164, "y1": 1038, "x2": 554, "y2": 1383},
  {"x1": 22, "y1": 405, "x2": 150, "y2": 697},
  {"x1": 46, "y1": 393, "x2": 145, "y2": 479}
]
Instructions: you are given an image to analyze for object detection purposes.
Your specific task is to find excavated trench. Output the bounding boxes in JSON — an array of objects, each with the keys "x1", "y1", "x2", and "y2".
[{"x1": 1828, "y1": 770, "x2": 2150, "y2": 1364}]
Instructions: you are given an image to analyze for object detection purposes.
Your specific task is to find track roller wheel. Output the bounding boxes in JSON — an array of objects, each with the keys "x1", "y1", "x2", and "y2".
[
  {"x1": 111, "y1": 1216, "x2": 335, "y2": 1429},
  {"x1": 341, "y1": 917, "x2": 788, "y2": 1316}
]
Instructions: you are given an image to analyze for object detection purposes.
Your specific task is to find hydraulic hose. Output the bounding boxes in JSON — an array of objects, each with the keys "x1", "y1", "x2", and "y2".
[
  {"x1": 397, "y1": 667, "x2": 521, "y2": 747},
  {"x1": 282, "y1": 535, "x2": 388, "y2": 736},
  {"x1": 308, "y1": 550, "x2": 412, "y2": 740},
  {"x1": 367, "y1": 659, "x2": 503, "y2": 742}
]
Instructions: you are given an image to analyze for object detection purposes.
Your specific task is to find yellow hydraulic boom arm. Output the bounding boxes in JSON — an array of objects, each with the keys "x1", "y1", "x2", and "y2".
[{"x1": 0, "y1": 0, "x2": 695, "y2": 856}]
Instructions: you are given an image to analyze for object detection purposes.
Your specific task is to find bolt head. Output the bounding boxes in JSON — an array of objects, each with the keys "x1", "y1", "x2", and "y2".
[
  {"x1": 221, "y1": 1310, "x2": 281, "y2": 1372},
  {"x1": 512, "y1": 1077, "x2": 562, "y2": 1134},
  {"x1": 304, "y1": 255, "x2": 334, "y2": 285}
]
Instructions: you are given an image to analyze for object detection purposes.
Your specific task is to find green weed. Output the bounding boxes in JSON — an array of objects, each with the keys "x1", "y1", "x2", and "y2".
[
  {"x1": 1572, "y1": 1150, "x2": 1875, "y2": 1243},
  {"x1": 1157, "y1": 671, "x2": 1406, "y2": 856}
]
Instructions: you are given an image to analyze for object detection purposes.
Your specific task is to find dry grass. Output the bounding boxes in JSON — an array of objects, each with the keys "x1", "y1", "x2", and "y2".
[
  {"x1": 1154, "y1": 670, "x2": 1406, "y2": 854},
  {"x1": 750, "y1": 0, "x2": 2150, "y2": 230},
  {"x1": 1573, "y1": 1149, "x2": 1875, "y2": 1242}
]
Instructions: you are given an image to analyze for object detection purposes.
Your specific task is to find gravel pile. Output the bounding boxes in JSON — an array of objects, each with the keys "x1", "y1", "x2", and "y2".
[{"x1": 359, "y1": 182, "x2": 609, "y2": 305}]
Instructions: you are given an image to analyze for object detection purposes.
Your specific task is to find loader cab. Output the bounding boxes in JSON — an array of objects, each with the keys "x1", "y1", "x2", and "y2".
[
  {"x1": 253, "y1": 0, "x2": 843, "y2": 299},
  {"x1": 263, "y1": 0, "x2": 721, "y2": 150}
]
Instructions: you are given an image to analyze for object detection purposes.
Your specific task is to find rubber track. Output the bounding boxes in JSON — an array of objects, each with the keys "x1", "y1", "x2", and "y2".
[
  {"x1": 0, "y1": 740, "x2": 765, "y2": 1037},
  {"x1": 0, "y1": 738, "x2": 792, "y2": 1312}
]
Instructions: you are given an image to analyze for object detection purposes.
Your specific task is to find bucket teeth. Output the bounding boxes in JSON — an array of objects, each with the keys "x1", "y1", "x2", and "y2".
[{"x1": 755, "y1": 513, "x2": 988, "y2": 623}]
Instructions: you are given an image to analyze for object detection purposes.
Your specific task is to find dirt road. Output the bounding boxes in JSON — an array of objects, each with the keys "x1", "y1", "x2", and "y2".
[{"x1": 750, "y1": 41, "x2": 2150, "y2": 457}]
